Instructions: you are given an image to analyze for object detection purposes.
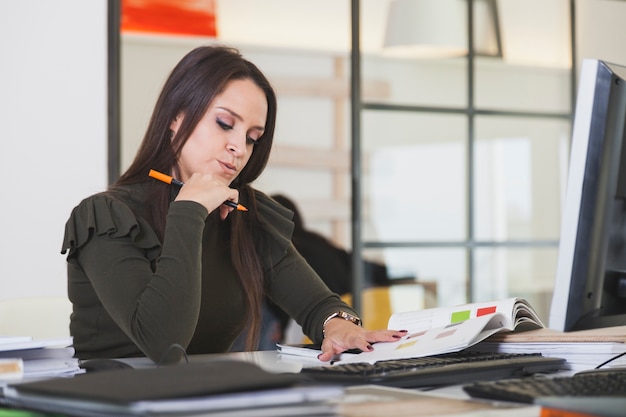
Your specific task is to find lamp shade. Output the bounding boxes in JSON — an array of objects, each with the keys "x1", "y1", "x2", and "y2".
[
  {"x1": 383, "y1": 0, "x2": 501, "y2": 59},
  {"x1": 384, "y1": 0, "x2": 467, "y2": 58}
]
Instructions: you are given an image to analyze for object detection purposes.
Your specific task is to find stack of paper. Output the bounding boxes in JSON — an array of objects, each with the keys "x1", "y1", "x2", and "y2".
[
  {"x1": 0, "y1": 336, "x2": 81, "y2": 381},
  {"x1": 471, "y1": 325, "x2": 626, "y2": 371}
]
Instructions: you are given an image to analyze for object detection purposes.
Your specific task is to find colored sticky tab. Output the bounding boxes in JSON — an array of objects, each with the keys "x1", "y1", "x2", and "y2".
[
  {"x1": 451, "y1": 309, "x2": 471, "y2": 323},
  {"x1": 477, "y1": 306, "x2": 497, "y2": 316}
]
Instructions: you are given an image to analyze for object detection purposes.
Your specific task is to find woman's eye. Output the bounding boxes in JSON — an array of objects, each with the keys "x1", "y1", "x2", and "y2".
[
  {"x1": 216, "y1": 119, "x2": 232, "y2": 131},
  {"x1": 246, "y1": 136, "x2": 259, "y2": 146}
]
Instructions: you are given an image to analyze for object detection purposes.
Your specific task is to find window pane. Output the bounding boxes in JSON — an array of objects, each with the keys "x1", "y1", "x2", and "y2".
[
  {"x1": 473, "y1": 247, "x2": 558, "y2": 323},
  {"x1": 474, "y1": 0, "x2": 571, "y2": 113},
  {"x1": 361, "y1": 0, "x2": 468, "y2": 108},
  {"x1": 362, "y1": 57, "x2": 467, "y2": 108},
  {"x1": 364, "y1": 248, "x2": 468, "y2": 308},
  {"x1": 474, "y1": 116, "x2": 570, "y2": 241},
  {"x1": 474, "y1": 61, "x2": 571, "y2": 113},
  {"x1": 362, "y1": 111, "x2": 467, "y2": 242}
]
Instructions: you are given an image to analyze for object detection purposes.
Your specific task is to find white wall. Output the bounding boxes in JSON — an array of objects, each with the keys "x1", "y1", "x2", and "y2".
[
  {"x1": 577, "y1": 0, "x2": 626, "y2": 68},
  {"x1": 0, "y1": 0, "x2": 108, "y2": 300}
]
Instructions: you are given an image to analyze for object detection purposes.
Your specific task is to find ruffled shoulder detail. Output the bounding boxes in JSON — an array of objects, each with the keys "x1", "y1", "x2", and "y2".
[
  {"x1": 61, "y1": 192, "x2": 161, "y2": 260},
  {"x1": 254, "y1": 191, "x2": 296, "y2": 269}
]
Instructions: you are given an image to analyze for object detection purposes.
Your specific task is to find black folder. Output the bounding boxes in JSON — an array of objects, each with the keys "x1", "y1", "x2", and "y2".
[{"x1": 2, "y1": 360, "x2": 342, "y2": 416}]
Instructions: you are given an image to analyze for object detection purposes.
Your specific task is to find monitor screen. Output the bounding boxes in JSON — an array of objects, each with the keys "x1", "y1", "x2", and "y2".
[{"x1": 549, "y1": 58, "x2": 626, "y2": 332}]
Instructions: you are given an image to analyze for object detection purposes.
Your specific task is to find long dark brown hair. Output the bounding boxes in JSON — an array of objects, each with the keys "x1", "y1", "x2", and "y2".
[{"x1": 113, "y1": 45, "x2": 277, "y2": 350}]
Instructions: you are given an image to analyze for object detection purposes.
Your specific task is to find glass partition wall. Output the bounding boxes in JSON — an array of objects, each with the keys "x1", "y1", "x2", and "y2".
[
  {"x1": 110, "y1": 0, "x2": 575, "y2": 323},
  {"x1": 357, "y1": 0, "x2": 573, "y2": 321}
]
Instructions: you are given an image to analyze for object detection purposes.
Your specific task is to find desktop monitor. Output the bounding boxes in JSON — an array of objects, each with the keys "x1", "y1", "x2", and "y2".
[{"x1": 549, "y1": 58, "x2": 626, "y2": 332}]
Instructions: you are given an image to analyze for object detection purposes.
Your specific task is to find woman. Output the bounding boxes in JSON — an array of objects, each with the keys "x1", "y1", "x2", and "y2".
[{"x1": 61, "y1": 45, "x2": 405, "y2": 364}]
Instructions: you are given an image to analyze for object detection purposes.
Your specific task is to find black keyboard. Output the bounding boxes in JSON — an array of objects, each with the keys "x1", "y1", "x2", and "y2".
[
  {"x1": 299, "y1": 351, "x2": 566, "y2": 388},
  {"x1": 463, "y1": 369, "x2": 626, "y2": 403}
]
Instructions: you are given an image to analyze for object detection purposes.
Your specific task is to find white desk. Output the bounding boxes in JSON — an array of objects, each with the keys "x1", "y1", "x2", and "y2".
[
  {"x1": 8, "y1": 350, "x2": 602, "y2": 417},
  {"x1": 126, "y1": 350, "x2": 544, "y2": 417}
]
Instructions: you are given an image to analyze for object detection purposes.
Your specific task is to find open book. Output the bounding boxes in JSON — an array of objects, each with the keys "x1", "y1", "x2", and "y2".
[{"x1": 279, "y1": 297, "x2": 544, "y2": 364}]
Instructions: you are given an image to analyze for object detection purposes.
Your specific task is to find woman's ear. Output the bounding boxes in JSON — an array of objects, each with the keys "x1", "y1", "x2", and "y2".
[{"x1": 170, "y1": 113, "x2": 183, "y2": 136}]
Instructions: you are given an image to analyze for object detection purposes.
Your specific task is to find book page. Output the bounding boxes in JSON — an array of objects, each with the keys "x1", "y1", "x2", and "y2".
[
  {"x1": 487, "y1": 325, "x2": 626, "y2": 343},
  {"x1": 511, "y1": 298, "x2": 545, "y2": 329},
  {"x1": 276, "y1": 343, "x2": 360, "y2": 362},
  {"x1": 387, "y1": 298, "x2": 520, "y2": 333},
  {"x1": 336, "y1": 312, "x2": 510, "y2": 364},
  {"x1": 0, "y1": 336, "x2": 32, "y2": 345},
  {"x1": 0, "y1": 337, "x2": 73, "y2": 352}
]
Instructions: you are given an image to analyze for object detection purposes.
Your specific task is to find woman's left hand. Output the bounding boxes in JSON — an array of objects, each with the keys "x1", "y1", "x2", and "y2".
[{"x1": 317, "y1": 319, "x2": 407, "y2": 362}]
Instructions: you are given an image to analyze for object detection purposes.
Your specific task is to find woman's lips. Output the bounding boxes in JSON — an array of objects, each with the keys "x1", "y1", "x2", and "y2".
[{"x1": 219, "y1": 160, "x2": 237, "y2": 176}]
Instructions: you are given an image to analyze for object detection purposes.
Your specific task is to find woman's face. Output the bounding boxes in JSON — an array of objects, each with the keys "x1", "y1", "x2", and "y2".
[{"x1": 172, "y1": 78, "x2": 267, "y2": 185}]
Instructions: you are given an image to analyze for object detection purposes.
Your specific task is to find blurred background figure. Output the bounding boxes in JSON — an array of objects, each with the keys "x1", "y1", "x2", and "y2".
[
  {"x1": 271, "y1": 194, "x2": 391, "y2": 294},
  {"x1": 272, "y1": 194, "x2": 352, "y2": 295}
]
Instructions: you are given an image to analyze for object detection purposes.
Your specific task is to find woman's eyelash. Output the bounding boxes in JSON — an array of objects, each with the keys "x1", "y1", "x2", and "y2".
[
  {"x1": 217, "y1": 118, "x2": 258, "y2": 145},
  {"x1": 216, "y1": 119, "x2": 232, "y2": 130}
]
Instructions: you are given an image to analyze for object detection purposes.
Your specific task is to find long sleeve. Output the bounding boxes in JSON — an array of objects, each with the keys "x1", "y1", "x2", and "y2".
[
  {"x1": 62, "y1": 192, "x2": 208, "y2": 362},
  {"x1": 253, "y1": 192, "x2": 359, "y2": 343},
  {"x1": 63, "y1": 187, "x2": 358, "y2": 360},
  {"x1": 267, "y1": 244, "x2": 356, "y2": 343}
]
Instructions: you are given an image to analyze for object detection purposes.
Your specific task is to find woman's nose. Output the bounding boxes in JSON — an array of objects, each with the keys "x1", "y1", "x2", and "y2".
[{"x1": 227, "y1": 134, "x2": 246, "y2": 156}]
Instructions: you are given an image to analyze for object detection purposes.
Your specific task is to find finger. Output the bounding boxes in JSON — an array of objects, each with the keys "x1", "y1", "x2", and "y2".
[
  {"x1": 317, "y1": 350, "x2": 335, "y2": 362},
  {"x1": 219, "y1": 205, "x2": 232, "y2": 220},
  {"x1": 317, "y1": 344, "x2": 337, "y2": 362},
  {"x1": 358, "y1": 330, "x2": 407, "y2": 344},
  {"x1": 352, "y1": 340, "x2": 374, "y2": 353},
  {"x1": 317, "y1": 337, "x2": 346, "y2": 362},
  {"x1": 361, "y1": 329, "x2": 408, "y2": 343}
]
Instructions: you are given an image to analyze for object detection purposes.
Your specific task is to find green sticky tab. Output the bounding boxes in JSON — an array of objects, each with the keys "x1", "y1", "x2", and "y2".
[
  {"x1": 0, "y1": 409, "x2": 65, "y2": 417},
  {"x1": 451, "y1": 309, "x2": 471, "y2": 323}
]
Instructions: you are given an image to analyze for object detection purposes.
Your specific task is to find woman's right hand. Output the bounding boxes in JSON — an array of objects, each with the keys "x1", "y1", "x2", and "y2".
[{"x1": 174, "y1": 172, "x2": 240, "y2": 220}]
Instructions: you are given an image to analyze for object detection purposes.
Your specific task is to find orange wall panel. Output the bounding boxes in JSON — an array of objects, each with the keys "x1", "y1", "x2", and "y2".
[{"x1": 121, "y1": 0, "x2": 217, "y2": 37}]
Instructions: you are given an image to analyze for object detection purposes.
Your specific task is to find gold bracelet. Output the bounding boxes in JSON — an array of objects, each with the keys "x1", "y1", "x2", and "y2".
[{"x1": 322, "y1": 311, "x2": 362, "y2": 336}]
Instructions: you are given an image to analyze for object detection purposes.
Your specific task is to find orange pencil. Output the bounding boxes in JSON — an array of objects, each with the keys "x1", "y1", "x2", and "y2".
[
  {"x1": 148, "y1": 169, "x2": 248, "y2": 212},
  {"x1": 149, "y1": 169, "x2": 184, "y2": 187}
]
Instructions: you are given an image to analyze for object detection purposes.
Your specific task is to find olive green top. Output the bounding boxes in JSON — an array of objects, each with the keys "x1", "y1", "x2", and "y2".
[{"x1": 61, "y1": 183, "x2": 355, "y2": 362}]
